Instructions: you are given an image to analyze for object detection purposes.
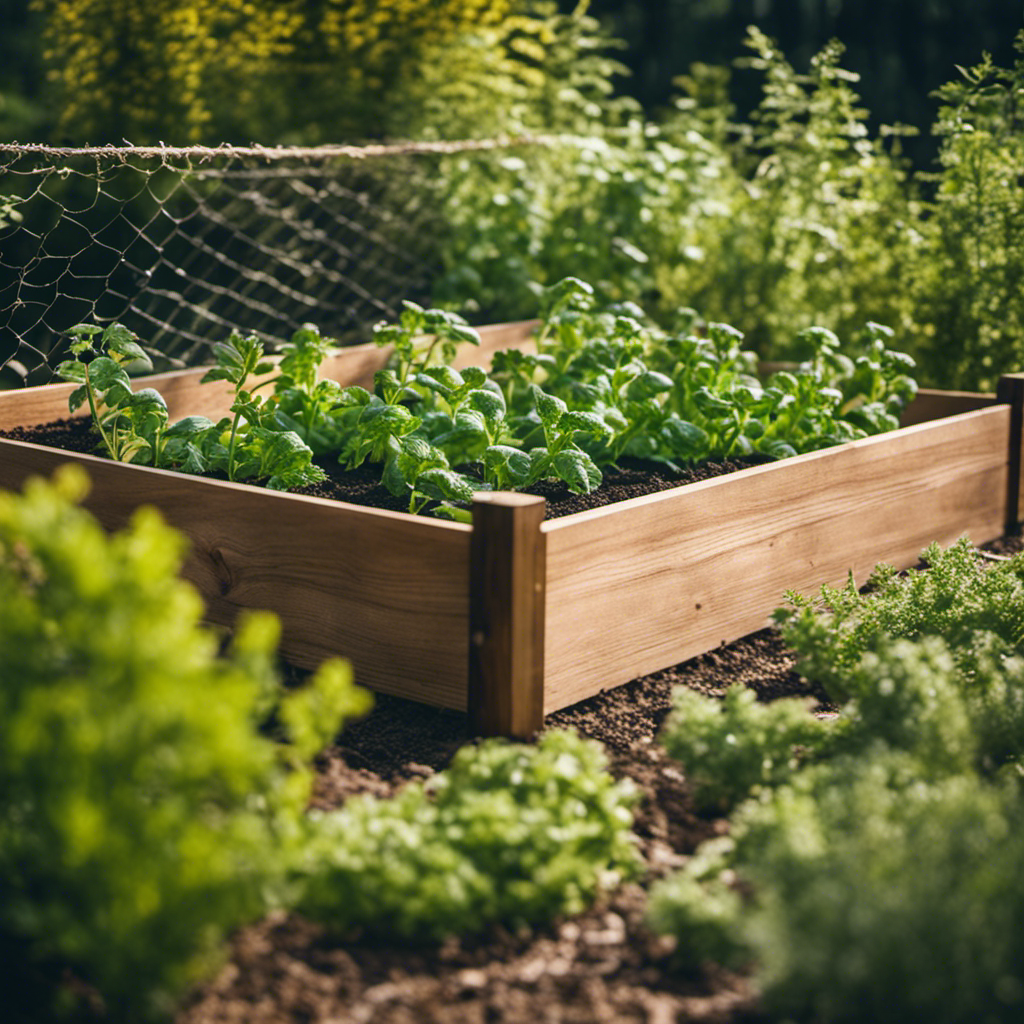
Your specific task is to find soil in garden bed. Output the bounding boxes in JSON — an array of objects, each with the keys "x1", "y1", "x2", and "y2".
[{"x1": 2, "y1": 417, "x2": 772, "y2": 520}]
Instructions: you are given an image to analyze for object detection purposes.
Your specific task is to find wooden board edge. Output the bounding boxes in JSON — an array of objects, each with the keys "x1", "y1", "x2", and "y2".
[
  {"x1": 0, "y1": 319, "x2": 541, "y2": 428},
  {"x1": 541, "y1": 404, "x2": 1010, "y2": 535}
]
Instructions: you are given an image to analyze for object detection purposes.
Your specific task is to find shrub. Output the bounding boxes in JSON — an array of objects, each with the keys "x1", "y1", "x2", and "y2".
[{"x1": 0, "y1": 466, "x2": 369, "y2": 1022}]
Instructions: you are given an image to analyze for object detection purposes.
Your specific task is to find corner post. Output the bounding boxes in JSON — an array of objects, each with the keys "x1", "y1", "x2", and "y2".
[
  {"x1": 468, "y1": 492, "x2": 546, "y2": 738},
  {"x1": 997, "y1": 373, "x2": 1024, "y2": 533}
]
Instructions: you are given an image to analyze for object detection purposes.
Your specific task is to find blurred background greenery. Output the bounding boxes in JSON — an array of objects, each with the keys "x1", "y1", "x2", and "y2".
[{"x1": 2, "y1": 1, "x2": 1024, "y2": 388}]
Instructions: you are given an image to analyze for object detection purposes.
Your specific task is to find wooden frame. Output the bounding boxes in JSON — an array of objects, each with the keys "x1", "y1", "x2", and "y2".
[{"x1": 0, "y1": 322, "x2": 1017, "y2": 737}]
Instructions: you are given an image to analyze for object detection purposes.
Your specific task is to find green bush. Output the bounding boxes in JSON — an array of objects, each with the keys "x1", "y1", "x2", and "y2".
[
  {"x1": 652, "y1": 540, "x2": 1024, "y2": 1020},
  {"x1": 0, "y1": 466, "x2": 369, "y2": 1022},
  {"x1": 658, "y1": 684, "x2": 832, "y2": 813},
  {"x1": 911, "y1": 33, "x2": 1024, "y2": 390},
  {"x1": 295, "y1": 728, "x2": 640, "y2": 940},
  {"x1": 733, "y1": 751, "x2": 1024, "y2": 1024}
]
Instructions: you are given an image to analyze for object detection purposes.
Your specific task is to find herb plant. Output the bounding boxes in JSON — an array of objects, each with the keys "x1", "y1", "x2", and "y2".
[
  {"x1": 651, "y1": 538, "x2": 1024, "y2": 1021},
  {"x1": 296, "y1": 728, "x2": 639, "y2": 941},
  {"x1": 52, "y1": 279, "x2": 916, "y2": 518},
  {"x1": 0, "y1": 467, "x2": 369, "y2": 1022},
  {"x1": 58, "y1": 323, "x2": 326, "y2": 491}
]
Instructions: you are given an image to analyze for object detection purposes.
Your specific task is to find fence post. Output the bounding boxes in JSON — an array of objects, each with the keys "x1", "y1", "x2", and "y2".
[
  {"x1": 996, "y1": 373, "x2": 1024, "y2": 533},
  {"x1": 468, "y1": 492, "x2": 546, "y2": 738}
]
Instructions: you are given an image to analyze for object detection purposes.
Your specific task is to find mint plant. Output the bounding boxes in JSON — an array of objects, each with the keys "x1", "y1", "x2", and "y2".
[{"x1": 57, "y1": 323, "x2": 325, "y2": 491}]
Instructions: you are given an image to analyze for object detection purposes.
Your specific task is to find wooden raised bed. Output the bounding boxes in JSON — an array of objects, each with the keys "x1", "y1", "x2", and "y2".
[{"x1": 1, "y1": 322, "x2": 1020, "y2": 737}]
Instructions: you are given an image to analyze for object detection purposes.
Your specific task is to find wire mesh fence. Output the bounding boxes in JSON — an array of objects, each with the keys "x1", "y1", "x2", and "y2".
[{"x1": 0, "y1": 138, "x2": 550, "y2": 387}]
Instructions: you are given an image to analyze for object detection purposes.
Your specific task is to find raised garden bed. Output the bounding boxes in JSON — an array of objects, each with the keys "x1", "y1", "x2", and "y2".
[{"x1": 0, "y1": 320, "x2": 1020, "y2": 736}]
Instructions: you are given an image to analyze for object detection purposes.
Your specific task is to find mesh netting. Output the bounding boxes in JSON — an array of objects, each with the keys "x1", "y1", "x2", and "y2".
[{"x1": 0, "y1": 138, "x2": 549, "y2": 385}]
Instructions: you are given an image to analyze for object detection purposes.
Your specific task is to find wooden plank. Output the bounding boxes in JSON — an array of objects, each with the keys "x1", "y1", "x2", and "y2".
[
  {"x1": 541, "y1": 405, "x2": 1011, "y2": 714},
  {"x1": 468, "y1": 492, "x2": 546, "y2": 738},
  {"x1": 0, "y1": 319, "x2": 540, "y2": 430},
  {"x1": 996, "y1": 373, "x2": 1024, "y2": 531},
  {"x1": 900, "y1": 387, "x2": 996, "y2": 427},
  {"x1": 0, "y1": 438, "x2": 473, "y2": 709}
]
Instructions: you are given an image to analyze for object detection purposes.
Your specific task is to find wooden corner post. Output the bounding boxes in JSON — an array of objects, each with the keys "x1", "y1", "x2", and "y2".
[
  {"x1": 468, "y1": 492, "x2": 546, "y2": 738},
  {"x1": 997, "y1": 373, "x2": 1024, "y2": 533}
]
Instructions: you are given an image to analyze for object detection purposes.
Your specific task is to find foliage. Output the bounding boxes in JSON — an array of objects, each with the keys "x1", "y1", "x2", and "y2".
[
  {"x1": 651, "y1": 539, "x2": 1024, "y2": 1021},
  {"x1": 57, "y1": 322, "x2": 327, "y2": 491},
  {"x1": 54, "y1": 280, "x2": 915, "y2": 518},
  {"x1": 909, "y1": 32, "x2": 1024, "y2": 390},
  {"x1": 658, "y1": 685, "x2": 832, "y2": 813},
  {"x1": 32, "y1": 0, "x2": 614, "y2": 145},
  {"x1": 430, "y1": 26, "x2": 920, "y2": 361},
  {"x1": 704, "y1": 30, "x2": 920, "y2": 358},
  {"x1": 0, "y1": 466, "x2": 369, "y2": 1022},
  {"x1": 730, "y1": 750, "x2": 1024, "y2": 1024},
  {"x1": 774, "y1": 538, "x2": 1024, "y2": 700},
  {"x1": 295, "y1": 729, "x2": 640, "y2": 941},
  {"x1": 33, "y1": 0, "x2": 302, "y2": 143}
]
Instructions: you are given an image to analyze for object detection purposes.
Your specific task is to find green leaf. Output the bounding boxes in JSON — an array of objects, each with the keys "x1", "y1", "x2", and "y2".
[
  {"x1": 761, "y1": 438, "x2": 799, "y2": 459},
  {"x1": 415, "y1": 468, "x2": 478, "y2": 504},
  {"x1": 625, "y1": 371, "x2": 674, "y2": 401},
  {"x1": 55, "y1": 359, "x2": 87, "y2": 383},
  {"x1": 483, "y1": 444, "x2": 532, "y2": 487},
  {"x1": 68, "y1": 385, "x2": 89, "y2": 414},
  {"x1": 430, "y1": 504, "x2": 474, "y2": 524},
  {"x1": 532, "y1": 386, "x2": 567, "y2": 429},
  {"x1": 552, "y1": 449, "x2": 602, "y2": 494},
  {"x1": 561, "y1": 410, "x2": 615, "y2": 441},
  {"x1": 67, "y1": 322, "x2": 103, "y2": 338},
  {"x1": 468, "y1": 388, "x2": 506, "y2": 422},
  {"x1": 103, "y1": 324, "x2": 151, "y2": 368},
  {"x1": 662, "y1": 419, "x2": 710, "y2": 460},
  {"x1": 165, "y1": 415, "x2": 216, "y2": 438},
  {"x1": 693, "y1": 386, "x2": 734, "y2": 417},
  {"x1": 416, "y1": 365, "x2": 464, "y2": 396}
]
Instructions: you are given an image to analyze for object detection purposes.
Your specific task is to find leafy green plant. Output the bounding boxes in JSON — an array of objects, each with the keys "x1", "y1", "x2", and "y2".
[
  {"x1": 908, "y1": 32, "x2": 1024, "y2": 390},
  {"x1": 659, "y1": 685, "x2": 833, "y2": 814},
  {"x1": 55, "y1": 322, "x2": 165, "y2": 464},
  {"x1": 295, "y1": 728, "x2": 639, "y2": 941},
  {"x1": 0, "y1": 466, "x2": 369, "y2": 1022},
  {"x1": 775, "y1": 538, "x2": 1024, "y2": 699},
  {"x1": 652, "y1": 537, "x2": 1024, "y2": 1019},
  {"x1": 57, "y1": 323, "x2": 326, "y2": 491},
  {"x1": 731, "y1": 750, "x2": 1024, "y2": 1024}
]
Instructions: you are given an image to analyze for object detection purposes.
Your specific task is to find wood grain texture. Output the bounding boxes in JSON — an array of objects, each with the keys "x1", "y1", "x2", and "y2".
[
  {"x1": 900, "y1": 387, "x2": 996, "y2": 427},
  {"x1": 0, "y1": 438, "x2": 473, "y2": 709},
  {"x1": 468, "y1": 492, "x2": 546, "y2": 738},
  {"x1": 541, "y1": 406, "x2": 1011, "y2": 714},
  {"x1": 0, "y1": 319, "x2": 540, "y2": 429}
]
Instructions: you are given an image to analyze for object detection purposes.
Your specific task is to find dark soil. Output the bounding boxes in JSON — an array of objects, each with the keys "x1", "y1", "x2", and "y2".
[
  {"x1": 11, "y1": 416, "x2": 1018, "y2": 1022},
  {"x1": 2, "y1": 417, "x2": 772, "y2": 520}
]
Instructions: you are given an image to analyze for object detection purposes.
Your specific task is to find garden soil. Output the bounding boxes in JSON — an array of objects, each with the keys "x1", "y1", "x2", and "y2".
[{"x1": 6, "y1": 419, "x2": 1016, "y2": 1022}]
